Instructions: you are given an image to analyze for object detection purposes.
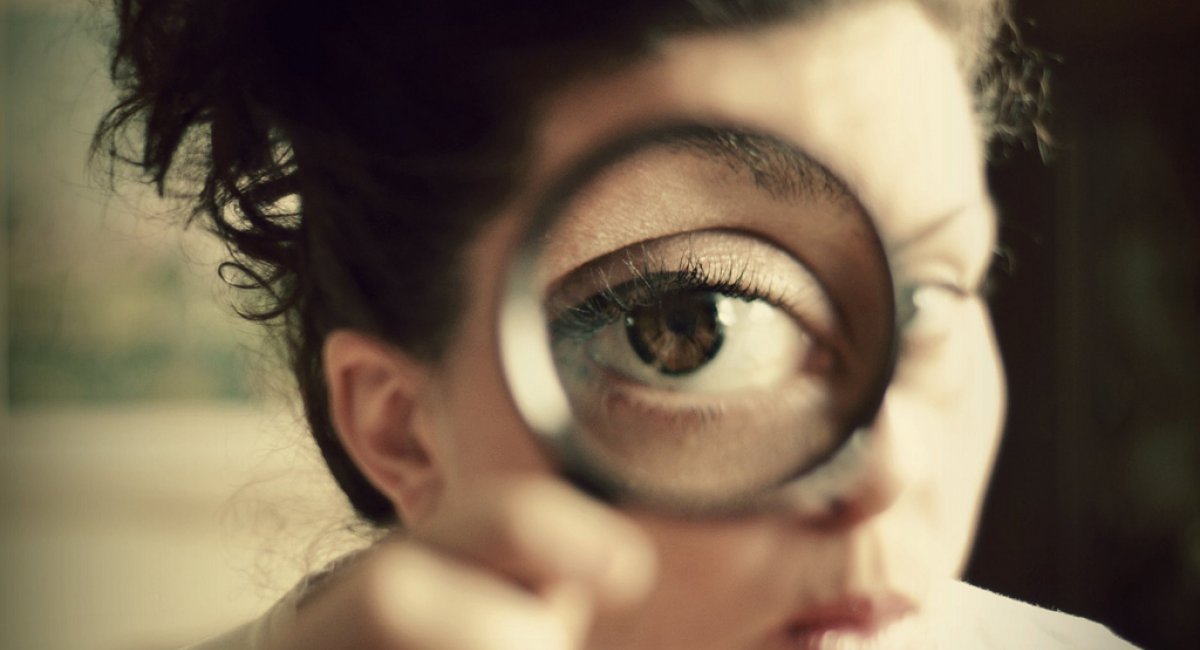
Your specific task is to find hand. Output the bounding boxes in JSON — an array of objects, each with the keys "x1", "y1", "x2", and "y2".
[{"x1": 265, "y1": 476, "x2": 657, "y2": 650}]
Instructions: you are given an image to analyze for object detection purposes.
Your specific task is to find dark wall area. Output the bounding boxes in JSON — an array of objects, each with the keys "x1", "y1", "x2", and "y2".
[{"x1": 969, "y1": 1, "x2": 1200, "y2": 647}]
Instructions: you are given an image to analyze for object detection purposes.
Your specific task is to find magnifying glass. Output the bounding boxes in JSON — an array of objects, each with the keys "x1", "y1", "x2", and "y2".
[{"x1": 500, "y1": 123, "x2": 898, "y2": 516}]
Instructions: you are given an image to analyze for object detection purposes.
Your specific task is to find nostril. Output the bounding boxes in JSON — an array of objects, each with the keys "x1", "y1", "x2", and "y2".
[
  {"x1": 828, "y1": 498, "x2": 849, "y2": 519},
  {"x1": 803, "y1": 495, "x2": 872, "y2": 531},
  {"x1": 794, "y1": 449, "x2": 906, "y2": 532}
]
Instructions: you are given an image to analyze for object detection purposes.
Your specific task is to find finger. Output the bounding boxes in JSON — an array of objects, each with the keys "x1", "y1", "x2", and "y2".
[
  {"x1": 414, "y1": 475, "x2": 657, "y2": 610},
  {"x1": 543, "y1": 583, "x2": 595, "y2": 649},
  {"x1": 276, "y1": 541, "x2": 576, "y2": 650}
]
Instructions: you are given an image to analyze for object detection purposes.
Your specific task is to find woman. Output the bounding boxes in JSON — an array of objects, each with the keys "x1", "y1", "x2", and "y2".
[{"x1": 98, "y1": 0, "x2": 1133, "y2": 647}]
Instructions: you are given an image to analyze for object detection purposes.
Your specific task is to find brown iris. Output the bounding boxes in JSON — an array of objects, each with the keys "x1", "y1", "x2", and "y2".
[{"x1": 624, "y1": 292, "x2": 726, "y2": 375}]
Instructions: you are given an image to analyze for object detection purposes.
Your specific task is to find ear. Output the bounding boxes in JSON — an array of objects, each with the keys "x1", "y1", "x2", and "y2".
[{"x1": 323, "y1": 329, "x2": 443, "y2": 525}]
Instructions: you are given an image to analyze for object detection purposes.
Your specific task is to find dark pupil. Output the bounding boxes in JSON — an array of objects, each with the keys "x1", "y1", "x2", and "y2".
[{"x1": 625, "y1": 292, "x2": 725, "y2": 375}]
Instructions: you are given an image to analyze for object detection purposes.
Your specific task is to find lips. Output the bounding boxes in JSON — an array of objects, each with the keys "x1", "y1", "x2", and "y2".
[{"x1": 777, "y1": 593, "x2": 920, "y2": 650}]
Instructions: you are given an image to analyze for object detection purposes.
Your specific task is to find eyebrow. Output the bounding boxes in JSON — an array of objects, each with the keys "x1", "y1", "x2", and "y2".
[
  {"x1": 647, "y1": 126, "x2": 851, "y2": 203},
  {"x1": 534, "y1": 123, "x2": 854, "y2": 235}
]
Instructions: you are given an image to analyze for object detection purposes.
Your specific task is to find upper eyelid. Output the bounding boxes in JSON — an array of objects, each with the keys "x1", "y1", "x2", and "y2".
[
  {"x1": 531, "y1": 124, "x2": 867, "y2": 292},
  {"x1": 888, "y1": 203, "x2": 998, "y2": 294}
]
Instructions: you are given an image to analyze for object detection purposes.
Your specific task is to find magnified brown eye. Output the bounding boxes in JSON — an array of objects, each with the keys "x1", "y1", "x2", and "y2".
[{"x1": 625, "y1": 292, "x2": 726, "y2": 375}]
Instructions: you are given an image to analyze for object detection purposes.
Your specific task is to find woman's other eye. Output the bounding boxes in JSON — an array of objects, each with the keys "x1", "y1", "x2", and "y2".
[{"x1": 897, "y1": 282, "x2": 980, "y2": 351}]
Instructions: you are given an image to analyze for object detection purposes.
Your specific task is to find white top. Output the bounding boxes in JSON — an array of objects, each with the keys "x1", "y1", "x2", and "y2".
[{"x1": 183, "y1": 574, "x2": 1137, "y2": 650}]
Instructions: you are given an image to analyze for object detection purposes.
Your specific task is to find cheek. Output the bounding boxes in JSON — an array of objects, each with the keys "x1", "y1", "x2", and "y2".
[
  {"x1": 425, "y1": 218, "x2": 559, "y2": 501},
  {"x1": 942, "y1": 305, "x2": 1006, "y2": 567},
  {"x1": 433, "y1": 322, "x2": 554, "y2": 488},
  {"x1": 884, "y1": 300, "x2": 1006, "y2": 576}
]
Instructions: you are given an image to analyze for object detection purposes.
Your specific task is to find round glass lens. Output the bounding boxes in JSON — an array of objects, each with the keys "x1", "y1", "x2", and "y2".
[{"x1": 500, "y1": 124, "x2": 895, "y2": 515}]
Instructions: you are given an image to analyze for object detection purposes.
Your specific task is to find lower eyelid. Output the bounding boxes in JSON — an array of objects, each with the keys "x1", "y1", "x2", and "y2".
[{"x1": 581, "y1": 375, "x2": 834, "y2": 444}]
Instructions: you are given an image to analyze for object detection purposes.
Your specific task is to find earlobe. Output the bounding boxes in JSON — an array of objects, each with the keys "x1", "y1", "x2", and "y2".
[{"x1": 323, "y1": 329, "x2": 443, "y2": 525}]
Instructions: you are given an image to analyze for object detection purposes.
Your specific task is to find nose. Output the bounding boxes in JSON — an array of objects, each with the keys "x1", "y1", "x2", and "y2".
[{"x1": 817, "y1": 445, "x2": 904, "y2": 530}]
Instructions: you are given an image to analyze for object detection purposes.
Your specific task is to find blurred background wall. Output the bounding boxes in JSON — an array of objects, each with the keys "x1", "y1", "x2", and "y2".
[
  {"x1": 1, "y1": 0, "x2": 1197, "y2": 649},
  {"x1": 968, "y1": 1, "x2": 1200, "y2": 648},
  {"x1": 1, "y1": 2, "x2": 362, "y2": 649}
]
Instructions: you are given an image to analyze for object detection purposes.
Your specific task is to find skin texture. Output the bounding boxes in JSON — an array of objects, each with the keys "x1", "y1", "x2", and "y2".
[{"x1": 312, "y1": 1, "x2": 1007, "y2": 648}]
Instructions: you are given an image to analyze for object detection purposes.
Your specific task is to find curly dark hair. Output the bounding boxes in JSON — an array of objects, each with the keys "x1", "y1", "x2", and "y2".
[{"x1": 95, "y1": 0, "x2": 1025, "y2": 525}]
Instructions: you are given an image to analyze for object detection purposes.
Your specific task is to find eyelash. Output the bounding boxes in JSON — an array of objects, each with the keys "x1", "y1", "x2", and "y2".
[
  {"x1": 549, "y1": 253, "x2": 781, "y2": 341},
  {"x1": 980, "y1": 244, "x2": 1015, "y2": 300}
]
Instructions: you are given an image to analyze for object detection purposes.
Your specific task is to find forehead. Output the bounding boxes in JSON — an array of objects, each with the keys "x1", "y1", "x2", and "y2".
[{"x1": 525, "y1": 0, "x2": 989, "y2": 259}]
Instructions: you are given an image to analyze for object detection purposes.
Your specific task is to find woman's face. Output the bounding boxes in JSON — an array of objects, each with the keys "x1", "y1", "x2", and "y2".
[{"x1": 416, "y1": 1, "x2": 1004, "y2": 647}]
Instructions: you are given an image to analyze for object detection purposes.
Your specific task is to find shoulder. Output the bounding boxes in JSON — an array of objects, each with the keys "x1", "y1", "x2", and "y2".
[
  {"x1": 933, "y1": 580, "x2": 1139, "y2": 650},
  {"x1": 179, "y1": 582, "x2": 303, "y2": 650},
  {"x1": 181, "y1": 551, "x2": 365, "y2": 650}
]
